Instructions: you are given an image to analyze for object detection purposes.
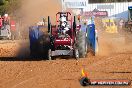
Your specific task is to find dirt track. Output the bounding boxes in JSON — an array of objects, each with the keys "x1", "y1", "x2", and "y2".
[
  {"x1": 0, "y1": 31, "x2": 132, "y2": 88},
  {"x1": 0, "y1": 0, "x2": 132, "y2": 88},
  {"x1": 0, "y1": 46, "x2": 132, "y2": 88}
]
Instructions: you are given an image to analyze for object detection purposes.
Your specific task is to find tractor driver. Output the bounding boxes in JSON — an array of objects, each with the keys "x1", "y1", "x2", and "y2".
[{"x1": 59, "y1": 15, "x2": 70, "y2": 35}]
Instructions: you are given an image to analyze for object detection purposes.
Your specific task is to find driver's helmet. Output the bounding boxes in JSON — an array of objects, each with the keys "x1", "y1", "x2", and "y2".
[{"x1": 60, "y1": 16, "x2": 66, "y2": 22}]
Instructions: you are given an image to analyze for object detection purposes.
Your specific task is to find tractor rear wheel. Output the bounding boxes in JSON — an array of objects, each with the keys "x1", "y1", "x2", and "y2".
[
  {"x1": 29, "y1": 26, "x2": 50, "y2": 59},
  {"x1": 76, "y1": 31, "x2": 87, "y2": 58},
  {"x1": 29, "y1": 27, "x2": 39, "y2": 58},
  {"x1": 37, "y1": 33, "x2": 50, "y2": 59},
  {"x1": 30, "y1": 42, "x2": 38, "y2": 58}
]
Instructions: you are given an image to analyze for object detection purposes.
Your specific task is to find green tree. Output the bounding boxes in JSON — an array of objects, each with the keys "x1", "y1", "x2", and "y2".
[
  {"x1": 0, "y1": 0, "x2": 5, "y2": 5},
  {"x1": 0, "y1": 0, "x2": 21, "y2": 15},
  {"x1": 0, "y1": 0, "x2": 9, "y2": 15}
]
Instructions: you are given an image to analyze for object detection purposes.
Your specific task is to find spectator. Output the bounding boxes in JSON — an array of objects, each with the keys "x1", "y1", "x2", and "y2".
[
  {"x1": 3, "y1": 14, "x2": 10, "y2": 25},
  {"x1": 0, "y1": 15, "x2": 3, "y2": 28},
  {"x1": 119, "y1": 18, "x2": 124, "y2": 29}
]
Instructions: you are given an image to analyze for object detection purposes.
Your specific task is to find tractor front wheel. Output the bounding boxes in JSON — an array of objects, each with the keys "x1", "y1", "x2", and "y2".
[{"x1": 76, "y1": 31, "x2": 87, "y2": 58}]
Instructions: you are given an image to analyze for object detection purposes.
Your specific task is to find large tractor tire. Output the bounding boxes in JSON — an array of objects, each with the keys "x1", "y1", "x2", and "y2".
[
  {"x1": 37, "y1": 33, "x2": 50, "y2": 59},
  {"x1": 29, "y1": 26, "x2": 50, "y2": 59},
  {"x1": 29, "y1": 26, "x2": 39, "y2": 57},
  {"x1": 76, "y1": 31, "x2": 87, "y2": 58}
]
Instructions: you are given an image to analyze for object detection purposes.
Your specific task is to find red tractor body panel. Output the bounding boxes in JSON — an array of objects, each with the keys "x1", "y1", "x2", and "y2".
[
  {"x1": 51, "y1": 12, "x2": 75, "y2": 50},
  {"x1": 55, "y1": 38, "x2": 72, "y2": 46}
]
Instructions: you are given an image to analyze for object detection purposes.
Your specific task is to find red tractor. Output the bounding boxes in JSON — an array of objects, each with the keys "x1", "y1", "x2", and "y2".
[
  {"x1": 29, "y1": 12, "x2": 87, "y2": 60},
  {"x1": 0, "y1": 14, "x2": 17, "y2": 40}
]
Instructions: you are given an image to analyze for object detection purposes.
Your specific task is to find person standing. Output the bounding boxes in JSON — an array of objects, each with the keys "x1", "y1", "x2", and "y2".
[
  {"x1": 3, "y1": 14, "x2": 10, "y2": 25},
  {"x1": 0, "y1": 15, "x2": 3, "y2": 28}
]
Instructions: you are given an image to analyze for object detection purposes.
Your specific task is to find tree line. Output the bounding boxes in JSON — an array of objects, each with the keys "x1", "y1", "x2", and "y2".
[
  {"x1": 0, "y1": 0, "x2": 21, "y2": 16},
  {"x1": 89, "y1": 0, "x2": 132, "y2": 3}
]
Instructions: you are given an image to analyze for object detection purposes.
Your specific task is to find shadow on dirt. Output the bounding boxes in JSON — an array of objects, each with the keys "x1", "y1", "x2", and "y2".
[
  {"x1": 0, "y1": 56, "x2": 76, "y2": 61},
  {"x1": 0, "y1": 57, "x2": 47, "y2": 61},
  {"x1": 0, "y1": 39, "x2": 77, "y2": 61}
]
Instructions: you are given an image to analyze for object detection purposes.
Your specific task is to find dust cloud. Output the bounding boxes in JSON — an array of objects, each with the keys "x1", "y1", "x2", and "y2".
[
  {"x1": 96, "y1": 21, "x2": 132, "y2": 56},
  {"x1": 18, "y1": 0, "x2": 61, "y2": 27},
  {"x1": 15, "y1": 0, "x2": 61, "y2": 38}
]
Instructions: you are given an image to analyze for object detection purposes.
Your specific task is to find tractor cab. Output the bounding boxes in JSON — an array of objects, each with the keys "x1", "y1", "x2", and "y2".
[
  {"x1": 48, "y1": 12, "x2": 76, "y2": 49},
  {"x1": 55, "y1": 12, "x2": 73, "y2": 38}
]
